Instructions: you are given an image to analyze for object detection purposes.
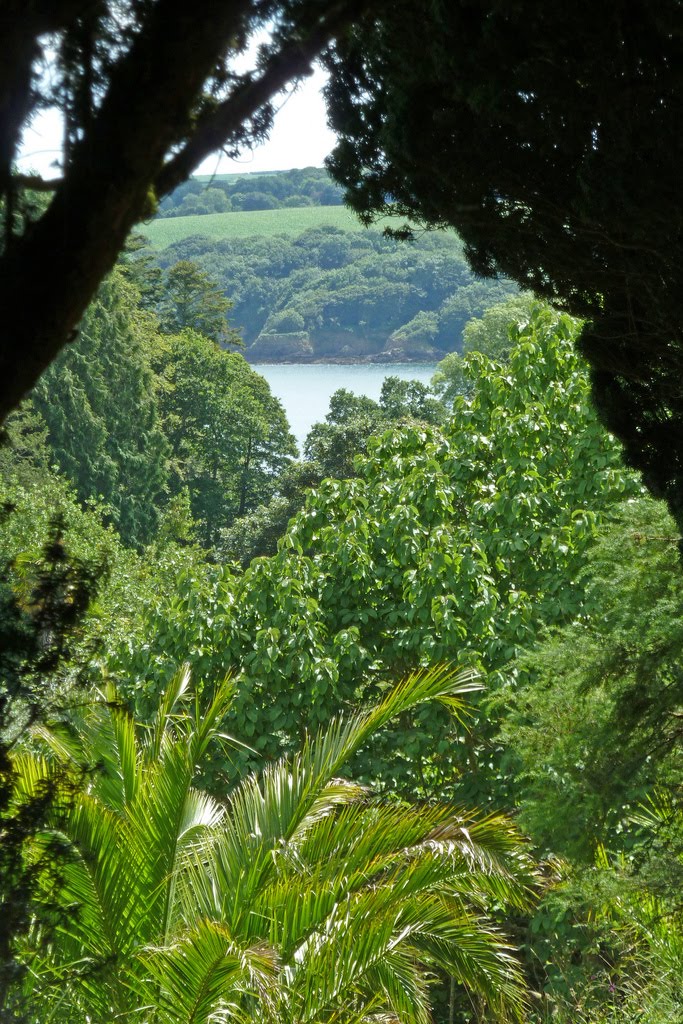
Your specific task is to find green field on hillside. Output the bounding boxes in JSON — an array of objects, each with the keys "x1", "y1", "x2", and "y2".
[
  {"x1": 192, "y1": 172, "x2": 252, "y2": 182},
  {"x1": 142, "y1": 205, "x2": 395, "y2": 248},
  {"x1": 192, "y1": 170, "x2": 286, "y2": 182}
]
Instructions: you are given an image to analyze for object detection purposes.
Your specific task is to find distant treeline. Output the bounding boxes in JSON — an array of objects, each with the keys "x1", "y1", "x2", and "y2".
[
  {"x1": 157, "y1": 167, "x2": 344, "y2": 217},
  {"x1": 153, "y1": 227, "x2": 517, "y2": 362}
]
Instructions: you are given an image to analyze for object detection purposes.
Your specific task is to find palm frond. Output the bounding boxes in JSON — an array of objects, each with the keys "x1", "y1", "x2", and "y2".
[
  {"x1": 17, "y1": 665, "x2": 531, "y2": 1024},
  {"x1": 364, "y1": 951, "x2": 433, "y2": 1024},
  {"x1": 146, "y1": 662, "x2": 193, "y2": 763},
  {"x1": 202, "y1": 665, "x2": 479, "y2": 915},
  {"x1": 141, "y1": 920, "x2": 278, "y2": 1024}
]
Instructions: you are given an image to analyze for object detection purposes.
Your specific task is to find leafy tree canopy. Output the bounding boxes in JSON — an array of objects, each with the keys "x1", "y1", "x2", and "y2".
[
  {"x1": 155, "y1": 227, "x2": 500, "y2": 360},
  {"x1": 30, "y1": 268, "x2": 170, "y2": 548},
  {"x1": 323, "y1": 0, "x2": 683, "y2": 529},
  {"x1": 153, "y1": 329, "x2": 297, "y2": 545},
  {"x1": 432, "y1": 294, "x2": 538, "y2": 406},
  {"x1": 156, "y1": 166, "x2": 345, "y2": 217},
  {"x1": 159, "y1": 259, "x2": 241, "y2": 346},
  {"x1": 110, "y1": 308, "x2": 639, "y2": 802},
  {"x1": 7, "y1": 254, "x2": 296, "y2": 553},
  {"x1": 502, "y1": 495, "x2": 683, "y2": 862},
  {"x1": 497, "y1": 495, "x2": 683, "y2": 1024},
  {"x1": 220, "y1": 377, "x2": 446, "y2": 565}
]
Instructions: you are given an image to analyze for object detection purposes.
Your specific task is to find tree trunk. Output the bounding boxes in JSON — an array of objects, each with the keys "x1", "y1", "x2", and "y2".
[{"x1": 0, "y1": 0, "x2": 251, "y2": 420}]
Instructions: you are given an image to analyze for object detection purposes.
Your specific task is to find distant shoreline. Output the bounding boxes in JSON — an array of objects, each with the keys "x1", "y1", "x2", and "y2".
[{"x1": 248, "y1": 357, "x2": 441, "y2": 367}]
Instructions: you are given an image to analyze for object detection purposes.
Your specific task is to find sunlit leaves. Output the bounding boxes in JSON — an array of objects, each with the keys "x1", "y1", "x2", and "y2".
[
  {"x1": 19, "y1": 667, "x2": 533, "y2": 1024},
  {"x1": 111, "y1": 309, "x2": 639, "y2": 801}
]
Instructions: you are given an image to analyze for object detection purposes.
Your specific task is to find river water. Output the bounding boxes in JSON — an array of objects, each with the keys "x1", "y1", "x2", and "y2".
[{"x1": 253, "y1": 363, "x2": 438, "y2": 453}]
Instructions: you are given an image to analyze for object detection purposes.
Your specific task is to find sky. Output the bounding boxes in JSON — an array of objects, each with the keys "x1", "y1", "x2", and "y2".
[
  {"x1": 198, "y1": 67, "x2": 337, "y2": 176},
  {"x1": 17, "y1": 63, "x2": 336, "y2": 180}
]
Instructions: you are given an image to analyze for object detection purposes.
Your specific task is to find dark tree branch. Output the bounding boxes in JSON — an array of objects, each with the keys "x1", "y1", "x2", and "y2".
[
  {"x1": 0, "y1": 0, "x2": 256, "y2": 421},
  {"x1": 155, "y1": 0, "x2": 372, "y2": 198},
  {"x1": 11, "y1": 174, "x2": 64, "y2": 192},
  {"x1": 0, "y1": 1, "x2": 100, "y2": 169}
]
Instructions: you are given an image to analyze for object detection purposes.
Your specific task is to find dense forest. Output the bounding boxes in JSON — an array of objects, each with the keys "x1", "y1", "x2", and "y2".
[
  {"x1": 141, "y1": 174, "x2": 518, "y2": 362},
  {"x1": 2, "y1": 233, "x2": 682, "y2": 1021}
]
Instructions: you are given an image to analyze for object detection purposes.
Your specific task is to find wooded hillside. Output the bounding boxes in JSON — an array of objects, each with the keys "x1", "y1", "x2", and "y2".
[{"x1": 140, "y1": 188, "x2": 518, "y2": 362}]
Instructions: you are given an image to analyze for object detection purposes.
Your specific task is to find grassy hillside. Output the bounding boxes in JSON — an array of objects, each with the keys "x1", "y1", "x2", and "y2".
[
  {"x1": 192, "y1": 172, "x2": 257, "y2": 182},
  {"x1": 192, "y1": 171, "x2": 286, "y2": 182},
  {"x1": 142, "y1": 205, "x2": 395, "y2": 248}
]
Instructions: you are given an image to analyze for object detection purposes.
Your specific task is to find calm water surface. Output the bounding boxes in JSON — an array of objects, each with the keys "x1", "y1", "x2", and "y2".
[{"x1": 253, "y1": 363, "x2": 437, "y2": 452}]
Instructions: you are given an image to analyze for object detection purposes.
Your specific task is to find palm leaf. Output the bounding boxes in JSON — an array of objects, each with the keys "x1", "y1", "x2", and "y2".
[
  {"x1": 17, "y1": 665, "x2": 532, "y2": 1024},
  {"x1": 141, "y1": 920, "x2": 278, "y2": 1024}
]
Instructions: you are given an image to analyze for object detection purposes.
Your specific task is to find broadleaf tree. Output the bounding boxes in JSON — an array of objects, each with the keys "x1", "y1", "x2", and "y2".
[
  {"x1": 153, "y1": 329, "x2": 297, "y2": 546},
  {"x1": 108, "y1": 307, "x2": 639, "y2": 803}
]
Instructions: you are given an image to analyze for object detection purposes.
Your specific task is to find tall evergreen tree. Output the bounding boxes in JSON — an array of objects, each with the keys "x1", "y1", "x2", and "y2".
[
  {"x1": 33, "y1": 270, "x2": 170, "y2": 548},
  {"x1": 160, "y1": 259, "x2": 240, "y2": 347}
]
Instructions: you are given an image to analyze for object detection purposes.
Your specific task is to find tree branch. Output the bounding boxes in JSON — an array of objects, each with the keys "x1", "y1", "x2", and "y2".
[
  {"x1": 0, "y1": 0, "x2": 375, "y2": 421},
  {"x1": 11, "y1": 174, "x2": 64, "y2": 192},
  {"x1": 156, "y1": 0, "x2": 372, "y2": 198},
  {"x1": 0, "y1": 0, "x2": 255, "y2": 421}
]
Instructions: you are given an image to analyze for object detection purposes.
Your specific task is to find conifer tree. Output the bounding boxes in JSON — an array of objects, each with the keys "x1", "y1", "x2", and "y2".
[{"x1": 33, "y1": 270, "x2": 170, "y2": 548}]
